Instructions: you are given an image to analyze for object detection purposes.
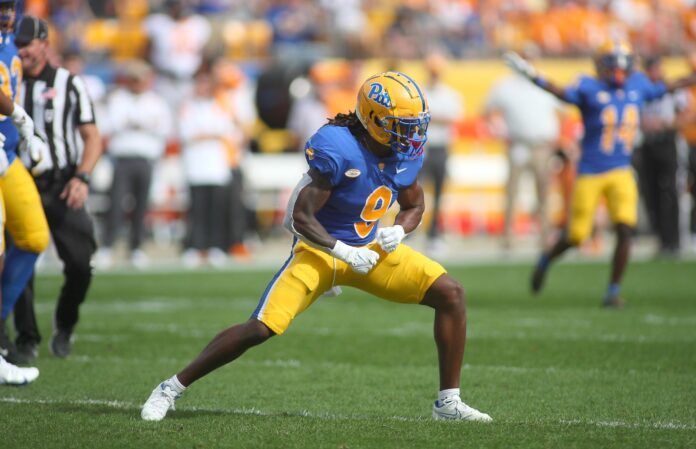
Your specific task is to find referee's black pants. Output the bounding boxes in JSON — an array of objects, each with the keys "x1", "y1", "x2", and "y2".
[
  {"x1": 636, "y1": 131, "x2": 680, "y2": 252},
  {"x1": 14, "y1": 174, "x2": 97, "y2": 345}
]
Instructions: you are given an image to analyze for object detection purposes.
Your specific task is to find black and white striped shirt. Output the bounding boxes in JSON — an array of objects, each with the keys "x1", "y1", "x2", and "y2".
[{"x1": 20, "y1": 64, "x2": 96, "y2": 172}]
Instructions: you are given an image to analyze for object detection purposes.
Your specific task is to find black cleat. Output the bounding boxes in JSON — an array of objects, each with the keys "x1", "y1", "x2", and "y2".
[
  {"x1": 15, "y1": 341, "x2": 39, "y2": 363},
  {"x1": 0, "y1": 321, "x2": 25, "y2": 364},
  {"x1": 50, "y1": 330, "x2": 73, "y2": 358},
  {"x1": 530, "y1": 264, "x2": 548, "y2": 295}
]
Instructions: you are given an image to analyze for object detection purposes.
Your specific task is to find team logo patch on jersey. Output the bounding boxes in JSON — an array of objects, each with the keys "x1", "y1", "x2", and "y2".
[
  {"x1": 367, "y1": 83, "x2": 392, "y2": 108},
  {"x1": 305, "y1": 147, "x2": 315, "y2": 160},
  {"x1": 378, "y1": 163, "x2": 385, "y2": 171},
  {"x1": 42, "y1": 87, "x2": 57, "y2": 100},
  {"x1": 596, "y1": 91, "x2": 611, "y2": 104},
  {"x1": 344, "y1": 168, "x2": 361, "y2": 178}
]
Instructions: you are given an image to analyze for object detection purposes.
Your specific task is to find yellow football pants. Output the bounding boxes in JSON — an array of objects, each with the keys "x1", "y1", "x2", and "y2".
[
  {"x1": 252, "y1": 240, "x2": 447, "y2": 335},
  {"x1": 0, "y1": 158, "x2": 50, "y2": 255},
  {"x1": 568, "y1": 168, "x2": 638, "y2": 244}
]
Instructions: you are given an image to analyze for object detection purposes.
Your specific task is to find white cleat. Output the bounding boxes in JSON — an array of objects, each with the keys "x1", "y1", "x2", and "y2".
[
  {"x1": 432, "y1": 395, "x2": 492, "y2": 422},
  {"x1": 141, "y1": 381, "x2": 181, "y2": 421},
  {"x1": 0, "y1": 355, "x2": 39, "y2": 385}
]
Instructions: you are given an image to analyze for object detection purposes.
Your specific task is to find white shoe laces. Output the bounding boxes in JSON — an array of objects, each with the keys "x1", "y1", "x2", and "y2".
[{"x1": 153, "y1": 384, "x2": 180, "y2": 411}]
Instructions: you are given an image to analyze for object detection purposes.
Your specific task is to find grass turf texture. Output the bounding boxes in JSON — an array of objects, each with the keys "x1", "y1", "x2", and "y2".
[{"x1": 3, "y1": 259, "x2": 695, "y2": 449}]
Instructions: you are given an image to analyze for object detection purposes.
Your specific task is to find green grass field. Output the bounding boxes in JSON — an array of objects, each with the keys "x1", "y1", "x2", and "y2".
[{"x1": 3, "y1": 259, "x2": 696, "y2": 448}]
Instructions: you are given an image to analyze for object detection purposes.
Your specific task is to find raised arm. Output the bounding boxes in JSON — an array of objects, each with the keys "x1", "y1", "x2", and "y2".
[
  {"x1": 503, "y1": 52, "x2": 569, "y2": 101},
  {"x1": 665, "y1": 72, "x2": 696, "y2": 93}
]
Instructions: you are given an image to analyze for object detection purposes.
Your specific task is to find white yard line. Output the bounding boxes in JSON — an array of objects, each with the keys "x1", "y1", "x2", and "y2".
[
  {"x1": 47, "y1": 354, "x2": 696, "y2": 381},
  {"x1": 1, "y1": 396, "x2": 694, "y2": 431}
]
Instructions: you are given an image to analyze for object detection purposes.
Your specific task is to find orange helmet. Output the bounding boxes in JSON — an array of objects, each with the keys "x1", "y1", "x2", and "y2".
[{"x1": 356, "y1": 71, "x2": 430, "y2": 159}]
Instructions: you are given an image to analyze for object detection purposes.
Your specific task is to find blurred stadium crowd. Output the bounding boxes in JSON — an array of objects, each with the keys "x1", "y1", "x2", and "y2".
[
  {"x1": 31, "y1": 0, "x2": 696, "y2": 60},
  {"x1": 20, "y1": 0, "x2": 696, "y2": 268}
]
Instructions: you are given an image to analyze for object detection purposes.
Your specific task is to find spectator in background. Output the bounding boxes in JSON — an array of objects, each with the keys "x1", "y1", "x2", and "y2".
[
  {"x1": 684, "y1": 51, "x2": 696, "y2": 253},
  {"x1": 212, "y1": 59, "x2": 257, "y2": 258},
  {"x1": 97, "y1": 60, "x2": 172, "y2": 269},
  {"x1": 51, "y1": 0, "x2": 95, "y2": 53},
  {"x1": 635, "y1": 56, "x2": 689, "y2": 257},
  {"x1": 420, "y1": 52, "x2": 463, "y2": 254},
  {"x1": 265, "y1": 0, "x2": 321, "y2": 57},
  {"x1": 485, "y1": 46, "x2": 564, "y2": 250},
  {"x1": 62, "y1": 50, "x2": 107, "y2": 131},
  {"x1": 144, "y1": 0, "x2": 211, "y2": 110},
  {"x1": 62, "y1": 51, "x2": 106, "y2": 103},
  {"x1": 286, "y1": 64, "x2": 330, "y2": 152},
  {"x1": 179, "y1": 63, "x2": 234, "y2": 268}
]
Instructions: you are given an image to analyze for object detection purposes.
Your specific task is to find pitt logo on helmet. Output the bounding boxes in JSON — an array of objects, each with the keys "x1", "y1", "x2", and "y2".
[
  {"x1": 367, "y1": 83, "x2": 393, "y2": 108},
  {"x1": 356, "y1": 71, "x2": 430, "y2": 160}
]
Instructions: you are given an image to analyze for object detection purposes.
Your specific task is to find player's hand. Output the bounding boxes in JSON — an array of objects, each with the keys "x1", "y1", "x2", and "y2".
[
  {"x1": 503, "y1": 51, "x2": 537, "y2": 80},
  {"x1": 0, "y1": 134, "x2": 8, "y2": 177},
  {"x1": 331, "y1": 240, "x2": 380, "y2": 275},
  {"x1": 11, "y1": 104, "x2": 35, "y2": 141},
  {"x1": 22, "y1": 134, "x2": 45, "y2": 169},
  {"x1": 376, "y1": 225, "x2": 406, "y2": 253},
  {"x1": 60, "y1": 177, "x2": 89, "y2": 210}
]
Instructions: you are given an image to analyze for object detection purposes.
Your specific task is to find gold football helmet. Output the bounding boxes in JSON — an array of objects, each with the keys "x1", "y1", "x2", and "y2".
[
  {"x1": 356, "y1": 71, "x2": 430, "y2": 159},
  {"x1": 594, "y1": 38, "x2": 634, "y2": 86}
]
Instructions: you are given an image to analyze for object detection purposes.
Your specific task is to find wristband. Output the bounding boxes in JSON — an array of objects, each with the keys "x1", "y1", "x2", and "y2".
[
  {"x1": 330, "y1": 240, "x2": 351, "y2": 261},
  {"x1": 74, "y1": 171, "x2": 91, "y2": 186},
  {"x1": 10, "y1": 105, "x2": 25, "y2": 122}
]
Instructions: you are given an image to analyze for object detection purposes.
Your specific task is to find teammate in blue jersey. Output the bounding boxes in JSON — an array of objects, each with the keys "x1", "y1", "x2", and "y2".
[
  {"x1": 0, "y1": 88, "x2": 39, "y2": 384},
  {"x1": 0, "y1": 0, "x2": 49, "y2": 363},
  {"x1": 505, "y1": 40, "x2": 696, "y2": 307},
  {"x1": 141, "y1": 72, "x2": 492, "y2": 422}
]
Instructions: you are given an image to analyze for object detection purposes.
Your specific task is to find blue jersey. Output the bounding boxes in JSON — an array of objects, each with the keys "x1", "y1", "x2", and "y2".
[
  {"x1": 0, "y1": 33, "x2": 22, "y2": 164},
  {"x1": 564, "y1": 72, "x2": 667, "y2": 175},
  {"x1": 305, "y1": 125, "x2": 423, "y2": 246}
]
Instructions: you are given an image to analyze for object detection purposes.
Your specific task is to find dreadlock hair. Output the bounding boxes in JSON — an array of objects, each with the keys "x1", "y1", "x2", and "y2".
[{"x1": 327, "y1": 111, "x2": 364, "y2": 136}]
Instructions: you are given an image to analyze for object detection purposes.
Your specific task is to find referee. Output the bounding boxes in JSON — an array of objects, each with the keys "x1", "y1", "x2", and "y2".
[{"x1": 11, "y1": 16, "x2": 102, "y2": 359}]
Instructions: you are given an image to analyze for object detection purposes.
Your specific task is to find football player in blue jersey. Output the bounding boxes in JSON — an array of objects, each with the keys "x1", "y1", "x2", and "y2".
[
  {"x1": 0, "y1": 0, "x2": 49, "y2": 363},
  {"x1": 0, "y1": 88, "x2": 40, "y2": 383},
  {"x1": 141, "y1": 72, "x2": 492, "y2": 422},
  {"x1": 504, "y1": 40, "x2": 696, "y2": 307}
]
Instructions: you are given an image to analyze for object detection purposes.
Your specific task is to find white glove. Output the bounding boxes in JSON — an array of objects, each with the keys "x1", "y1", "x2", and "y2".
[
  {"x1": 376, "y1": 225, "x2": 406, "y2": 253},
  {"x1": 0, "y1": 134, "x2": 8, "y2": 177},
  {"x1": 11, "y1": 105, "x2": 42, "y2": 165},
  {"x1": 503, "y1": 51, "x2": 537, "y2": 80},
  {"x1": 11, "y1": 104, "x2": 34, "y2": 141},
  {"x1": 331, "y1": 240, "x2": 380, "y2": 275}
]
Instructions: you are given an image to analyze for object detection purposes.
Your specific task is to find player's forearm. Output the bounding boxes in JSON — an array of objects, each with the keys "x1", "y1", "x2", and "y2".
[
  {"x1": 394, "y1": 205, "x2": 424, "y2": 235},
  {"x1": 533, "y1": 77, "x2": 569, "y2": 102},
  {"x1": 0, "y1": 91, "x2": 14, "y2": 116},
  {"x1": 666, "y1": 73, "x2": 696, "y2": 92},
  {"x1": 504, "y1": 52, "x2": 569, "y2": 102},
  {"x1": 291, "y1": 212, "x2": 337, "y2": 250}
]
